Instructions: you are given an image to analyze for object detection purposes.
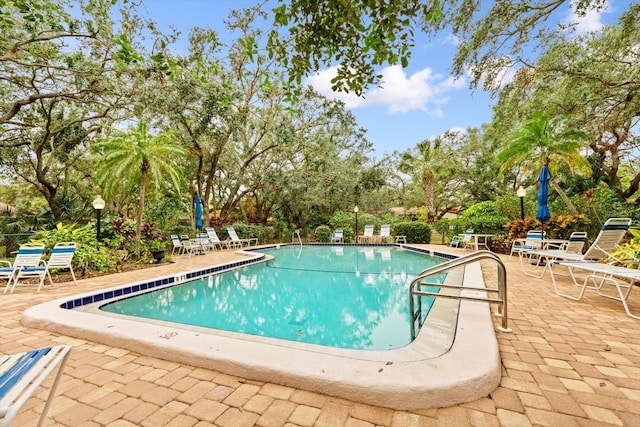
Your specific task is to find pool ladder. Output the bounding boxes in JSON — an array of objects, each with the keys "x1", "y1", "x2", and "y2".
[
  {"x1": 409, "y1": 250, "x2": 512, "y2": 339},
  {"x1": 292, "y1": 229, "x2": 302, "y2": 246}
]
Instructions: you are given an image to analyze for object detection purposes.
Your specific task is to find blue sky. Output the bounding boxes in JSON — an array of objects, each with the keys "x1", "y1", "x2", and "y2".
[{"x1": 140, "y1": 0, "x2": 617, "y2": 158}]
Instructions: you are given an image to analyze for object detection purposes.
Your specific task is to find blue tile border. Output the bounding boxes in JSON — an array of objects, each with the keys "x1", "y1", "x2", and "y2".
[{"x1": 59, "y1": 254, "x2": 265, "y2": 310}]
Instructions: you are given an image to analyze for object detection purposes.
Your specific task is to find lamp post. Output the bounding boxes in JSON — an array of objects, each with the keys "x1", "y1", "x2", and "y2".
[
  {"x1": 92, "y1": 195, "x2": 105, "y2": 242},
  {"x1": 516, "y1": 186, "x2": 526, "y2": 221},
  {"x1": 353, "y1": 205, "x2": 359, "y2": 239}
]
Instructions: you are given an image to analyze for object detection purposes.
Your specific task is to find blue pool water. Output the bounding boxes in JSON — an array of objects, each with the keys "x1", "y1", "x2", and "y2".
[{"x1": 101, "y1": 246, "x2": 446, "y2": 350}]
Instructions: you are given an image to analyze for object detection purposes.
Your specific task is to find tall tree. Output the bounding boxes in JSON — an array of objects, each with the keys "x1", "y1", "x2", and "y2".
[
  {"x1": 0, "y1": 0, "x2": 170, "y2": 219},
  {"x1": 497, "y1": 111, "x2": 592, "y2": 215},
  {"x1": 398, "y1": 134, "x2": 459, "y2": 224},
  {"x1": 95, "y1": 122, "x2": 187, "y2": 255},
  {"x1": 491, "y1": 4, "x2": 640, "y2": 200},
  {"x1": 268, "y1": 0, "x2": 618, "y2": 94}
]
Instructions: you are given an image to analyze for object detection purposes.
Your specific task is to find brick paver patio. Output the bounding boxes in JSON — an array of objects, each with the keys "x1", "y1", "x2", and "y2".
[{"x1": 1, "y1": 245, "x2": 639, "y2": 426}]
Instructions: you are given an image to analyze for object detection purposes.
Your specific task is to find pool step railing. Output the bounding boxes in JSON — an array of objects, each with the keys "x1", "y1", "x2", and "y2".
[
  {"x1": 409, "y1": 250, "x2": 511, "y2": 338},
  {"x1": 291, "y1": 229, "x2": 302, "y2": 246}
]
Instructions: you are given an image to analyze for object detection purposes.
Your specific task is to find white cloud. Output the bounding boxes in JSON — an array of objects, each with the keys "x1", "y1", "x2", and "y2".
[
  {"x1": 565, "y1": 0, "x2": 609, "y2": 35},
  {"x1": 305, "y1": 65, "x2": 465, "y2": 116}
]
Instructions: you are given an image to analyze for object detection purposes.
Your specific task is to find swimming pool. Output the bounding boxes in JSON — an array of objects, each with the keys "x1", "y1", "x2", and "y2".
[
  {"x1": 23, "y1": 244, "x2": 502, "y2": 410},
  {"x1": 100, "y1": 246, "x2": 445, "y2": 350}
]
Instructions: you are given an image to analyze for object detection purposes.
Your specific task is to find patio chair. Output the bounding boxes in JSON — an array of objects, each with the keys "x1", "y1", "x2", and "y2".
[
  {"x1": 226, "y1": 227, "x2": 258, "y2": 248},
  {"x1": 1, "y1": 243, "x2": 46, "y2": 294},
  {"x1": 519, "y1": 231, "x2": 588, "y2": 278},
  {"x1": 549, "y1": 261, "x2": 640, "y2": 320},
  {"x1": 377, "y1": 224, "x2": 392, "y2": 243},
  {"x1": 510, "y1": 230, "x2": 545, "y2": 257},
  {"x1": 180, "y1": 236, "x2": 204, "y2": 257},
  {"x1": 0, "y1": 344, "x2": 72, "y2": 427},
  {"x1": 357, "y1": 225, "x2": 374, "y2": 243},
  {"x1": 450, "y1": 235, "x2": 462, "y2": 247},
  {"x1": 523, "y1": 218, "x2": 632, "y2": 265},
  {"x1": 461, "y1": 230, "x2": 474, "y2": 250},
  {"x1": 170, "y1": 235, "x2": 185, "y2": 255},
  {"x1": 330, "y1": 229, "x2": 344, "y2": 243},
  {"x1": 205, "y1": 227, "x2": 230, "y2": 250},
  {"x1": 45, "y1": 242, "x2": 77, "y2": 287},
  {"x1": 196, "y1": 233, "x2": 215, "y2": 251}
]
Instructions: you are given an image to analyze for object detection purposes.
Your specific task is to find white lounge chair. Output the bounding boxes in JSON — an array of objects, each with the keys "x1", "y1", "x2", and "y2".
[
  {"x1": 170, "y1": 235, "x2": 185, "y2": 255},
  {"x1": 510, "y1": 230, "x2": 545, "y2": 257},
  {"x1": 196, "y1": 233, "x2": 215, "y2": 251},
  {"x1": 460, "y1": 230, "x2": 474, "y2": 250},
  {"x1": 520, "y1": 231, "x2": 588, "y2": 278},
  {"x1": 549, "y1": 260, "x2": 640, "y2": 320},
  {"x1": 0, "y1": 345, "x2": 72, "y2": 426},
  {"x1": 226, "y1": 227, "x2": 258, "y2": 248},
  {"x1": 330, "y1": 229, "x2": 344, "y2": 243},
  {"x1": 358, "y1": 225, "x2": 374, "y2": 243},
  {"x1": 45, "y1": 242, "x2": 77, "y2": 287},
  {"x1": 204, "y1": 227, "x2": 230, "y2": 250},
  {"x1": 377, "y1": 224, "x2": 392, "y2": 243},
  {"x1": 180, "y1": 236, "x2": 204, "y2": 257},
  {"x1": 522, "y1": 218, "x2": 632, "y2": 264},
  {"x1": 1, "y1": 243, "x2": 46, "y2": 294}
]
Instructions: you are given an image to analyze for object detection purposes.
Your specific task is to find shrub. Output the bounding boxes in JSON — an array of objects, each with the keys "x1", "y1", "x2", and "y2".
[
  {"x1": 393, "y1": 221, "x2": 431, "y2": 244},
  {"x1": 32, "y1": 222, "x2": 118, "y2": 274},
  {"x1": 229, "y1": 223, "x2": 274, "y2": 243},
  {"x1": 504, "y1": 214, "x2": 589, "y2": 241},
  {"x1": 314, "y1": 225, "x2": 332, "y2": 242},
  {"x1": 609, "y1": 228, "x2": 640, "y2": 267}
]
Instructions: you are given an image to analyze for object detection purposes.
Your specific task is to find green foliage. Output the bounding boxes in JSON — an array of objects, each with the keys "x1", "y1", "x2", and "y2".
[
  {"x1": 31, "y1": 223, "x2": 117, "y2": 273},
  {"x1": 609, "y1": 228, "x2": 640, "y2": 267},
  {"x1": 329, "y1": 210, "x2": 358, "y2": 243},
  {"x1": 572, "y1": 186, "x2": 640, "y2": 237},
  {"x1": 393, "y1": 221, "x2": 431, "y2": 244},
  {"x1": 504, "y1": 214, "x2": 589, "y2": 240},
  {"x1": 487, "y1": 235, "x2": 510, "y2": 254},
  {"x1": 229, "y1": 223, "x2": 275, "y2": 244},
  {"x1": 460, "y1": 201, "x2": 510, "y2": 235},
  {"x1": 269, "y1": 0, "x2": 440, "y2": 95},
  {"x1": 314, "y1": 225, "x2": 332, "y2": 243}
]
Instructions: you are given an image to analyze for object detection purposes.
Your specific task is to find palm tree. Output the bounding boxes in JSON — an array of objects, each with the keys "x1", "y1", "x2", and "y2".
[
  {"x1": 399, "y1": 137, "x2": 456, "y2": 225},
  {"x1": 497, "y1": 111, "x2": 592, "y2": 215},
  {"x1": 96, "y1": 122, "x2": 188, "y2": 255}
]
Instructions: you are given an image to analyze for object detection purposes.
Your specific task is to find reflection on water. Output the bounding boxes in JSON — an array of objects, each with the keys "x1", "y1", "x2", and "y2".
[{"x1": 101, "y1": 246, "x2": 445, "y2": 350}]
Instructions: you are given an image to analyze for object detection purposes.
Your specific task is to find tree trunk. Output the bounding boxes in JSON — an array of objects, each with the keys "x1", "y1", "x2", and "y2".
[
  {"x1": 550, "y1": 178, "x2": 578, "y2": 215},
  {"x1": 136, "y1": 173, "x2": 147, "y2": 257},
  {"x1": 422, "y1": 170, "x2": 436, "y2": 225}
]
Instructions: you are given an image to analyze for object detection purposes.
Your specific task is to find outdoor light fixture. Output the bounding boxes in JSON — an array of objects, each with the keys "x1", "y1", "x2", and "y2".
[
  {"x1": 92, "y1": 195, "x2": 105, "y2": 242},
  {"x1": 353, "y1": 205, "x2": 359, "y2": 238},
  {"x1": 516, "y1": 186, "x2": 526, "y2": 221}
]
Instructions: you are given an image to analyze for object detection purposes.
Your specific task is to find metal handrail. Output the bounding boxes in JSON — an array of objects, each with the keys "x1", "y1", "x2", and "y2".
[
  {"x1": 410, "y1": 250, "x2": 512, "y2": 337},
  {"x1": 291, "y1": 229, "x2": 302, "y2": 246}
]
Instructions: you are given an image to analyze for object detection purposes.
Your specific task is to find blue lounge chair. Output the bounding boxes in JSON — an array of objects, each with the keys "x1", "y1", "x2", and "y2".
[
  {"x1": 510, "y1": 230, "x2": 545, "y2": 257},
  {"x1": 524, "y1": 218, "x2": 631, "y2": 263},
  {"x1": 1, "y1": 243, "x2": 46, "y2": 294},
  {"x1": 170, "y1": 235, "x2": 185, "y2": 255},
  {"x1": 520, "y1": 231, "x2": 588, "y2": 278},
  {"x1": 0, "y1": 345, "x2": 72, "y2": 426}
]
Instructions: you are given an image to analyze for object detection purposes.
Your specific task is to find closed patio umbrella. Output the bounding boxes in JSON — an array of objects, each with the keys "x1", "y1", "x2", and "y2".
[
  {"x1": 195, "y1": 193, "x2": 203, "y2": 231},
  {"x1": 536, "y1": 166, "x2": 551, "y2": 239}
]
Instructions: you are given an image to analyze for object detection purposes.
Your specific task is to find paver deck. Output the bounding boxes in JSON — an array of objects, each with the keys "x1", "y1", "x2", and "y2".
[{"x1": 1, "y1": 245, "x2": 639, "y2": 426}]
